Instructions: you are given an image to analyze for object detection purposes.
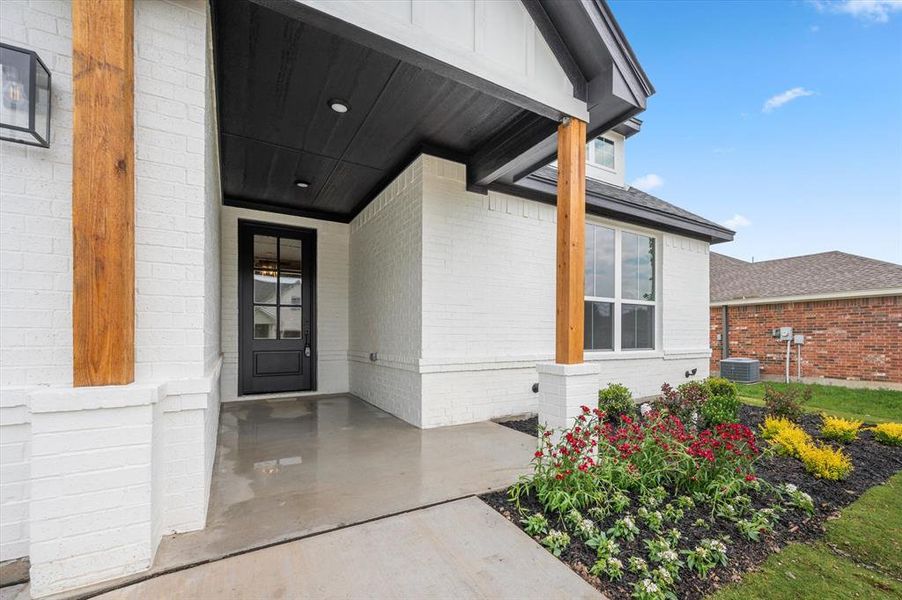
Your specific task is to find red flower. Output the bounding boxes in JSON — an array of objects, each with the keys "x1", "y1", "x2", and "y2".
[
  {"x1": 745, "y1": 473, "x2": 756, "y2": 482},
  {"x1": 534, "y1": 450, "x2": 543, "y2": 458}
]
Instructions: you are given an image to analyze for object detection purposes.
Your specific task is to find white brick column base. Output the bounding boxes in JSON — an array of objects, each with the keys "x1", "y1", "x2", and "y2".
[{"x1": 536, "y1": 362, "x2": 601, "y2": 433}]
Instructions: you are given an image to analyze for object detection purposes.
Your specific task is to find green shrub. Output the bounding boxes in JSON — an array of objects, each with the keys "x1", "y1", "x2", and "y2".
[
  {"x1": 701, "y1": 394, "x2": 741, "y2": 427},
  {"x1": 598, "y1": 383, "x2": 636, "y2": 420},
  {"x1": 764, "y1": 384, "x2": 811, "y2": 422},
  {"x1": 705, "y1": 376, "x2": 738, "y2": 400}
]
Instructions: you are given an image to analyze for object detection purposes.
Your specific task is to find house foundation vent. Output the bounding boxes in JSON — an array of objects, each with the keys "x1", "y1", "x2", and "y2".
[{"x1": 719, "y1": 358, "x2": 760, "y2": 383}]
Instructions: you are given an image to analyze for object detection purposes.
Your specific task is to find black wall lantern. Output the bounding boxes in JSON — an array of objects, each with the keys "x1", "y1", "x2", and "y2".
[{"x1": 1, "y1": 43, "x2": 51, "y2": 148}]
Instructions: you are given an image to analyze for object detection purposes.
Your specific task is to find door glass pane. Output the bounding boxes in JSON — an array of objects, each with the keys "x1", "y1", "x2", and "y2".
[
  {"x1": 584, "y1": 301, "x2": 613, "y2": 351},
  {"x1": 621, "y1": 232, "x2": 655, "y2": 301},
  {"x1": 279, "y1": 238, "x2": 302, "y2": 305},
  {"x1": 621, "y1": 304, "x2": 654, "y2": 350},
  {"x1": 279, "y1": 306, "x2": 303, "y2": 339},
  {"x1": 253, "y1": 306, "x2": 276, "y2": 339},
  {"x1": 253, "y1": 235, "x2": 278, "y2": 304}
]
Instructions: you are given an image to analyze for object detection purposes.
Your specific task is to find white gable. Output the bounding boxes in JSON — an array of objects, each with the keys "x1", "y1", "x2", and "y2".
[{"x1": 299, "y1": 0, "x2": 588, "y2": 120}]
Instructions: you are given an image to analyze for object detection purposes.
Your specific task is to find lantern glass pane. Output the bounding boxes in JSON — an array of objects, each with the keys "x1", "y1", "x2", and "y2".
[
  {"x1": 35, "y1": 61, "x2": 50, "y2": 144},
  {"x1": 0, "y1": 46, "x2": 32, "y2": 130}
]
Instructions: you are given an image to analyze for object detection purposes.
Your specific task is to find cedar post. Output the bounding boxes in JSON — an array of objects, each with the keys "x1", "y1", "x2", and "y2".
[
  {"x1": 555, "y1": 117, "x2": 586, "y2": 364},
  {"x1": 72, "y1": 0, "x2": 135, "y2": 386}
]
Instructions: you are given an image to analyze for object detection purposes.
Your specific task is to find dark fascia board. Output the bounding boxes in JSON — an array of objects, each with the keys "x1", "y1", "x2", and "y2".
[
  {"x1": 494, "y1": 172, "x2": 734, "y2": 245},
  {"x1": 611, "y1": 116, "x2": 642, "y2": 138},
  {"x1": 592, "y1": 0, "x2": 655, "y2": 98}
]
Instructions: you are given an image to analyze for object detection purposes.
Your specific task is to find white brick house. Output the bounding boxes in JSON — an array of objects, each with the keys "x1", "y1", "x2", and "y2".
[{"x1": 0, "y1": 0, "x2": 732, "y2": 596}]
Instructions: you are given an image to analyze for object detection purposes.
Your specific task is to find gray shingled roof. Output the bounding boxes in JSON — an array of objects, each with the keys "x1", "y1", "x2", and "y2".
[
  {"x1": 531, "y1": 166, "x2": 734, "y2": 242},
  {"x1": 710, "y1": 251, "x2": 902, "y2": 303}
]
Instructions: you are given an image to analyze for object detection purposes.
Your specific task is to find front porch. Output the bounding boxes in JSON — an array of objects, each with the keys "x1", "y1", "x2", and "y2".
[{"x1": 151, "y1": 395, "x2": 535, "y2": 572}]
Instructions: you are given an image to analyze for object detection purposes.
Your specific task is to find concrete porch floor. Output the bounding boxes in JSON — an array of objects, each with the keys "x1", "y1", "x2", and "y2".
[{"x1": 151, "y1": 395, "x2": 536, "y2": 572}]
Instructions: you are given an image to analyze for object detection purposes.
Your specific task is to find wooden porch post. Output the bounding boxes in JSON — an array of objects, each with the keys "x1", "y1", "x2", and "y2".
[
  {"x1": 72, "y1": 0, "x2": 135, "y2": 386},
  {"x1": 555, "y1": 117, "x2": 586, "y2": 364}
]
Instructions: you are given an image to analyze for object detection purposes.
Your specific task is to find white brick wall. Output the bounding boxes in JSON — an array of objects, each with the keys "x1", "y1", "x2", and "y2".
[
  {"x1": 418, "y1": 156, "x2": 711, "y2": 426},
  {"x1": 349, "y1": 159, "x2": 424, "y2": 425},
  {"x1": 219, "y1": 207, "x2": 350, "y2": 402},
  {"x1": 134, "y1": 0, "x2": 213, "y2": 383},
  {"x1": 0, "y1": 1, "x2": 224, "y2": 594},
  {"x1": 0, "y1": 0, "x2": 74, "y2": 389}
]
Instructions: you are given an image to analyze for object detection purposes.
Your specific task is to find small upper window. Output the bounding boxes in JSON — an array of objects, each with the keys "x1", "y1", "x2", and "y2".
[{"x1": 592, "y1": 137, "x2": 615, "y2": 169}]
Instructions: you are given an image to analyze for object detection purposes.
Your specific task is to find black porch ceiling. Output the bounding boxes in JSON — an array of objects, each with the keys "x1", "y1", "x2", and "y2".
[{"x1": 213, "y1": 0, "x2": 557, "y2": 221}]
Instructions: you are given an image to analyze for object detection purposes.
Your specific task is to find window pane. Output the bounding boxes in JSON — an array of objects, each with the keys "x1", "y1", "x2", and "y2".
[
  {"x1": 279, "y1": 238, "x2": 302, "y2": 305},
  {"x1": 622, "y1": 304, "x2": 654, "y2": 350},
  {"x1": 594, "y1": 226, "x2": 615, "y2": 298},
  {"x1": 584, "y1": 301, "x2": 613, "y2": 351},
  {"x1": 621, "y1": 232, "x2": 655, "y2": 301},
  {"x1": 279, "y1": 306, "x2": 303, "y2": 339},
  {"x1": 253, "y1": 235, "x2": 278, "y2": 304},
  {"x1": 585, "y1": 224, "x2": 614, "y2": 298},
  {"x1": 253, "y1": 306, "x2": 276, "y2": 339},
  {"x1": 593, "y1": 138, "x2": 614, "y2": 169}
]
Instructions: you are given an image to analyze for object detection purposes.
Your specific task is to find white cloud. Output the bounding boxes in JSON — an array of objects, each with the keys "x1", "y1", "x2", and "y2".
[
  {"x1": 723, "y1": 214, "x2": 752, "y2": 230},
  {"x1": 762, "y1": 87, "x2": 816, "y2": 113},
  {"x1": 809, "y1": 0, "x2": 902, "y2": 23},
  {"x1": 713, "y1": 147, "x2": 735, "y2": 154},
  {"x1": 810, "y1": 24, "x2": 821, "y2": 32},
  {"x1": 630, "y1": 173, "x2": 664, "y2": 191}
]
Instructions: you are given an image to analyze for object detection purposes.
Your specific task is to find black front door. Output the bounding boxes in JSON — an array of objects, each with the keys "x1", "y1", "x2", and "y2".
[{"x1": 238, "y1": 221, "x2": 316, "y2": 395}]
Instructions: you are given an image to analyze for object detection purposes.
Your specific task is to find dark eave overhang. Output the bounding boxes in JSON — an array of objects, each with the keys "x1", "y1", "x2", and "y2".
[
  {"x1": 470, "y1": 0, "x2": 656, "y2": 190},
  {"x1": 492, "y1": 169, "x2": 735, "y2": 245}
]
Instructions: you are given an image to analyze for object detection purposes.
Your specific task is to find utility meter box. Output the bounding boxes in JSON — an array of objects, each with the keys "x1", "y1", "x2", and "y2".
[
  {"x1": 793, "y1": 334, "x2": 805, "y2": 345},
  {"x1": 772, "y1": 327, "x2": 793, "y2": 341}
]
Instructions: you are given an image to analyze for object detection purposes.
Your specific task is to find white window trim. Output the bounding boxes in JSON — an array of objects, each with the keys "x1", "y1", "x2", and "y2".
[
  {"x1": 588, "y1": 137, "x2": 616, "y2": 173},
  {"x1": 584, "y1": 217, "x2": 661, "y2": 355}
]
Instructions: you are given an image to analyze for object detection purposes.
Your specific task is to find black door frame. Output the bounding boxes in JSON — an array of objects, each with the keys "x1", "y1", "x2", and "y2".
[{"x1": 237, "y1": 219, "x2": 317, "y2": 395}]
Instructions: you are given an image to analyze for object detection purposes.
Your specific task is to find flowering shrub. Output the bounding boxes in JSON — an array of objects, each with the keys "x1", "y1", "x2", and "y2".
[
  {"x1": 871, "y1": 422, "x2": 902, "y2": 446},
  {"x1": 820, "y1": 415, "x2": 861, "y2": 442},
  {"x1": 590, "y1": 556, "x2": 624, "y2": 581},
  {"x1": 797, "y1": 442, "x2": 853, "y2": 480},
  {"x1": 656, "y1": 382, "x2": 708, "y2": 424},
  {"x1": 763, "y1": 384, "x2": 811, "y2": 422},
  {"x1": 778, "y1": 483, "x2": 814, "y2": 515},
  {"x1": 540, "y1": 529, "x2": 570, "y2": 556},
  {"x1": 513, "y1": 405, "x2": 761, "y2": 517},
  {"x1": 521, "y1": 513, "x2": 548, "y2": 536},
  {"x1": 684, "y1": 539, "x2": 728, "y2": 578}
]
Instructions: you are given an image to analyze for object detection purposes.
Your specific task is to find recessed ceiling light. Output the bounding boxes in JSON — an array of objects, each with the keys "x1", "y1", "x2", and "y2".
[
  {"x1": 294, "y1": 180, "x2": 310, "y2": 188},
  {"x1": 329, "y1": 99, "x2": 349, "y2": 114}
]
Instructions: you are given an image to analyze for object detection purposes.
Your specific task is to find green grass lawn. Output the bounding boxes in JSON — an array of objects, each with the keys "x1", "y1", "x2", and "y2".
[
  {"x1": 711, "y1": 472, "x2": 902, "y2": 599},
  {"x1": 737, "y1": 382, "x2": 902, "y2": 424}
]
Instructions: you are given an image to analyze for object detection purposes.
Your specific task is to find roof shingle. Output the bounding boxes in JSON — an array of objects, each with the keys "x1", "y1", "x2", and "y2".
[{"x1": 710, "y1": 251, "x2": 902, "y2": 303}]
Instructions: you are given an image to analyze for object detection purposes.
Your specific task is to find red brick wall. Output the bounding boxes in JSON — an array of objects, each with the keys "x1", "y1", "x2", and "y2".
[{"x1": 710, "y1": 295, "x2": 902, "y2": 383}]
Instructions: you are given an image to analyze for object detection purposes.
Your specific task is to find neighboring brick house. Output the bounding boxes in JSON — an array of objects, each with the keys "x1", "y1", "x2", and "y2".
[{"x1": 710, "y1": 252, "x2": 902, "y2": 384}]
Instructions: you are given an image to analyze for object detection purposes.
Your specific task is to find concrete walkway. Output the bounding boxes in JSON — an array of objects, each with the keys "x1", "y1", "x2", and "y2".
[
  {"x1": 153, "y1": 396, "x2": 537, "y2": 571},
  {"x1": 95, "y1": 497, "x2": 602, "y2": 600}
]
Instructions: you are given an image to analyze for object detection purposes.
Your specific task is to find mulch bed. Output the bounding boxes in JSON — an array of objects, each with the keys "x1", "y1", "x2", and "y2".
[{"x1": 483, "y1": 405, "x2": 902, "y2": 599}]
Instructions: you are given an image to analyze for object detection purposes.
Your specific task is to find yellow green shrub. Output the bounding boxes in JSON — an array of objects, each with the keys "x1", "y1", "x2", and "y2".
[
  {"x1": 821, "y1": 415, "x2": 862, "y2": 443},
  {"x1": 761, "y1": 417, "x2": 811, "y2": 457},
  {"x1": 760, "y1": 416, "x2": 797, "y2": 439},
  {"x1": 871, "y1": 422, "x2": 902, "y2": 447},
  {"x1": 797, "y1": 443, "x2": 853, "y2": 480}
]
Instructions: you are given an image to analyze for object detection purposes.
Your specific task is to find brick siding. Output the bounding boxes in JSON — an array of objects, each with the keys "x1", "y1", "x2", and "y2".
[{"x1": 710, "y1": 295, "x2": 902, "y2": 383}]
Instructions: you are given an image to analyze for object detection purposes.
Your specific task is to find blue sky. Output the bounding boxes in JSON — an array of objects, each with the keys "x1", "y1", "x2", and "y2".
[{"x1": 608, "y1": 0, "x2": 902, "y2": 264}]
